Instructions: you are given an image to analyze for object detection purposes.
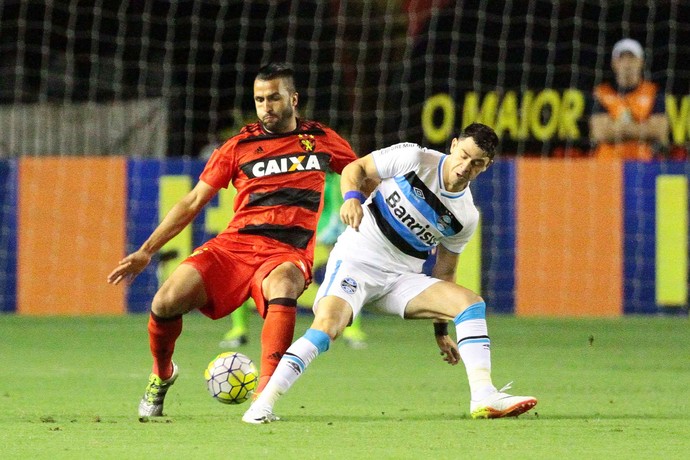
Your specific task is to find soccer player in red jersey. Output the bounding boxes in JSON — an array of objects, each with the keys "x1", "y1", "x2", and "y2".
[{"x1": 107, "y1": 63, "x2": 358, "y2": 417}]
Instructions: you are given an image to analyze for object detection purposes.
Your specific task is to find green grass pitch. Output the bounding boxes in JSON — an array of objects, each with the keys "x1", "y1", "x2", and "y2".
[{"x1": 1, "y1": 313, "x2": 689, "y2": 459}]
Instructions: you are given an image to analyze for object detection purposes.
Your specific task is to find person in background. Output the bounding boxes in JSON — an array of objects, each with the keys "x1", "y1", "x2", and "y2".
[
  {"x1": 589, "y1": 38, "x2": 669, "y2": 160},
  {"x1": 218, "y1": 301, "x2": 252, "y2": 348}
]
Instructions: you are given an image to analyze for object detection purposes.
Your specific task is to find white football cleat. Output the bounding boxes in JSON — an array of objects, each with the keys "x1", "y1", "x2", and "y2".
[
  {"x1": 470, "y1": 383, "x2": 537, "y2": 419},
  {"x1": 242, "y1": 404, "x2": 281, "y2": 424}
]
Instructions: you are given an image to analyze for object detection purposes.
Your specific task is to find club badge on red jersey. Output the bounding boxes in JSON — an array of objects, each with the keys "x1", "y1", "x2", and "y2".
[{"x1": 298, "y1": 134, "x2": 316, "y2": 152}]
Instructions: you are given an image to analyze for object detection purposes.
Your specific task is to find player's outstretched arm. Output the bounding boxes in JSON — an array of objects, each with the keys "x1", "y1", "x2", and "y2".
[
  {"x1": 429, "y1": 245, "x2": 463, "y2": 365},
  {"x1": 107, "y1": 180, "x2": 219, "y2": 285},
  {"x1": 339, "y1": 155, "x2": 380, "y2": 231},
  {"x1": 430, "y1": 244, "x2": 460, "y2": 283},
  {"x1": 106, "y1": 249, "x2": 153, "y2": 286},
  {"x1": 340, "y1": 197, "x2": 364, "y2": 231}
]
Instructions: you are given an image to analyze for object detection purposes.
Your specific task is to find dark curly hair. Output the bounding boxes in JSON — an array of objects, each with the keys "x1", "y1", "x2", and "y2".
[{"x1": 459, "y1": 123, "x2": 499, "y2": 159}]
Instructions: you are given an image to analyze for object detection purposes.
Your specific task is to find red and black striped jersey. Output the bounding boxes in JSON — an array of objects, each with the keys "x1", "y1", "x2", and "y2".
[{"x1": 200, "y1": 119, "x2": 358, "y2": 262}]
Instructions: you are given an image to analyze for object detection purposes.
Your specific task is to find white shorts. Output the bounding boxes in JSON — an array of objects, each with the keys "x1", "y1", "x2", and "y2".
[{"x1": 313, "y1": 254, "x2": 440, "y2": 319}]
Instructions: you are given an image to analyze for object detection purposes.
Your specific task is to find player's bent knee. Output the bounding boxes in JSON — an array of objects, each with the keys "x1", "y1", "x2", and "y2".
[
  {"x1": 263, "y1": 262, "x2": 305, "y2": 299},
  {"x1": 151, "y1": 279, "x2": 205, "y2": 317},
  {"x1": 151, "y1": 289, "x2": 181, "y2": 318},
  {"x1": 444, "y1": 285, "x2": 483, "y2": 310},
  {"x1": 312, "y1": 297, "x2": 352, "y2": 339},
  {"x1": 451, "y1": 294, "x2": 484, "y2": 315},
  {"x1": 311, "y1": 319, "x2": 347, "y2": 341},
  {"x1": 151, "y1": 287, "x2": 189, "y2": 317}
]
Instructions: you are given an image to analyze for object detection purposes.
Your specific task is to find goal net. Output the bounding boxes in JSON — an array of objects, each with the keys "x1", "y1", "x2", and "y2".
[
  {"x1": 1, "y1": 1, "x2": 687, "y2": 157},
  {"x1": 1, "y1": 1, "x2": 687, "y2": 315}
]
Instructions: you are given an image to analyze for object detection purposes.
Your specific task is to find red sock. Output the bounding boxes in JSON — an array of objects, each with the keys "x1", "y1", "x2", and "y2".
[
  {"x1": 257, "y1": 298, "x2": 297, "y2": 392},
  {"x1": 148, "y1": 312, "x2": 182, "y2": 380}
]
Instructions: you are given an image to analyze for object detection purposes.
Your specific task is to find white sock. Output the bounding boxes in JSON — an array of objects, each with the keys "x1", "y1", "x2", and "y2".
[
  {"x1": 253, "y1": 328, "x2": 330, "y2": 410},
  {"x1": 454, "y1": 302, "x2": 496, "y2": 401}
]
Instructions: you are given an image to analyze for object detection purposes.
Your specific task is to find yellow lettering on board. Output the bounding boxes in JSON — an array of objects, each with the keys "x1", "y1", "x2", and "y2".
[
  {"x1": 518, "y1": 90, "x2": 533, "y2": 139},
  {"x1": 530, "y1": 89, "x2": 560, "y2": 141},
  {"x1": 495, "y1": 91, "x2": 519, "y2": 139},
  {"x1": 558, "y1": 89, "x2": 584, "y2": 139},
  {"x1": 422, "y1": 93, "x2": 456, "y2": 144},
  {"x1": 666, "y1": 95, "x2": 690, "y2": 144},
  {"x1": 462, "y1": 91, "x2": 498, "y2": 128}
]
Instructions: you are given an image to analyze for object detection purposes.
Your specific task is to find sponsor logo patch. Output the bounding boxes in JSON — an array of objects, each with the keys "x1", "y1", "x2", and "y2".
[
  {"x1": 385, "y1": 191, "x2": 438, "y2": 245},
  {"x1": 340, "y1": 277, "x2": 358, "y2": 295},
  {"x1": 189, "y1": 247, "x2": 210, "y2": 257},
  {"x1": 286, "y1": 360, "x2": 302, "y2": 376},
  {"x1": 436, "y1": 214, "x2": 452, "y2": 231},
  {"x1": 241, "y1": 152, "x2": 330, "y2": 178}
]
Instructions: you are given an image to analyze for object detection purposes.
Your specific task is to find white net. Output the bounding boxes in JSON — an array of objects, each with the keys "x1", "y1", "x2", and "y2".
[
  {"x1": 1, "y1": 1, "x2": 688, "y2": 157},
  {"x1": 1, "y1": 1, "x2": 688, "y2": 314}
]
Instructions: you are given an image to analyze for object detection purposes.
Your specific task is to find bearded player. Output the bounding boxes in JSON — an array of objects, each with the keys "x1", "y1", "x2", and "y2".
[{"x1": 107, "y1": 63, "x2": 358, "y2": 417}]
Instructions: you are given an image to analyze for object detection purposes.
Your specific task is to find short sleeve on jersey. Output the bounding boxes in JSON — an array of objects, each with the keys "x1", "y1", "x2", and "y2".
[
  {"x1": 371, "y1": 143, "x2": 422, "y2": 179},
  {"x1": 324, "y1": 127, "x2": 358, "y2": 174},
  {"x1": 440, "y1": 215, "x2": 477, "y2": 254},
  {"x1": 200, "y1": 146, "x2": 234, "y2": 189}
]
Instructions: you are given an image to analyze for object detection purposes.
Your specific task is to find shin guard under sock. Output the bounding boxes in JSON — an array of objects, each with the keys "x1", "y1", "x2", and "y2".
[
  {"x1": 148, "y1": 312, "x2": 182, "y2": 380},
  {"x1": 258, "y1": 298, "x2": 297, "y2": 392}
]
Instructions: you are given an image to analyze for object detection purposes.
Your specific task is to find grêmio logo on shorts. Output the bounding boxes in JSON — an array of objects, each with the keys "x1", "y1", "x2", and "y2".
[
  {"x1": 340, "y1": 277, "x2": 358, "y2": 295},
  {"x1": 241, "y1": 152, "x2": 330, "y2": 178}
]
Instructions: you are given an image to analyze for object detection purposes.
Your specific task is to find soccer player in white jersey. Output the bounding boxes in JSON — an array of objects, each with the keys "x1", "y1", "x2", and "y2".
[{"x1": 243, "y1": 123, "x2": 537, "y2": 423}]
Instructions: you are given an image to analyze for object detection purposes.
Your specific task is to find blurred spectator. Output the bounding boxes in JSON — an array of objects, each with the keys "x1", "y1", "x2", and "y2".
[{"x1": 589, "y1": 38, "x2": 669, "y2": 160}]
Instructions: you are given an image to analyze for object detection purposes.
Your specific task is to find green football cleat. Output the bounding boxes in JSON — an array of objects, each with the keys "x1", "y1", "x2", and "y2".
[
  {"x1": 138, "y1": 362, "x2": 179, "y2": 417},
  {"x1": 219, "y1": 328, "x2": 249, "y2": 348},
  {"x1": 342, "y1": 327, "x2": 368, "y2": 349}
]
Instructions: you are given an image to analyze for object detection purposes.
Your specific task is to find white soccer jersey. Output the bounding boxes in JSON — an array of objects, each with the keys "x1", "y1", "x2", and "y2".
[{"x1": 334, "y1": 142, "x2": 479, "y2": 275}]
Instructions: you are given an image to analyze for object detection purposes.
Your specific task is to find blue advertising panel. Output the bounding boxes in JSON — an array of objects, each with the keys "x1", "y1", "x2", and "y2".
[
  {"x1": 624, "y1": 162, "x2": 690, "y2": 314},
  {"x1": 472, "y1": 160, "x2": 517, "y2": 314},
  {"x1": 0, "y1": 160, "x2": 17, "y2": 313},
  {"x1": 126, "y1": 158, "x2": 208, "y2": 313}
]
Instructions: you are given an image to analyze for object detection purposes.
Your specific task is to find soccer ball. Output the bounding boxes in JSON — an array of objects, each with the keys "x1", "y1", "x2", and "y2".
[{"x1": 204, "y1": 351, "x2": 258, "y2": 405}]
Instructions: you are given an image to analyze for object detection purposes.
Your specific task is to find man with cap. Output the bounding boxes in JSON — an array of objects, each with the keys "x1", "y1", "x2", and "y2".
[{"x1": 589, "y1": 38, "x2": 669, "y2": 160}]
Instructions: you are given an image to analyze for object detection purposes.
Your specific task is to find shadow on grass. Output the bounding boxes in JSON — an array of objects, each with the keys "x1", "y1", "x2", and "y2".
[
  {"x1": 250, "y1": 411, "x2": 690, "y2": 423},
  {"x1": 26, "y1": 407, "x2": 690, "y2": 425}
]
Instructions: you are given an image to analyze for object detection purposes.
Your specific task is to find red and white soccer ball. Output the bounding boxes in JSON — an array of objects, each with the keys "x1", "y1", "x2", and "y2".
[{"x1": 204, "y1": 351, "x2": 258, "y2": 405}]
